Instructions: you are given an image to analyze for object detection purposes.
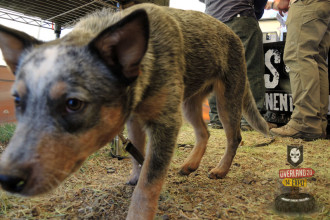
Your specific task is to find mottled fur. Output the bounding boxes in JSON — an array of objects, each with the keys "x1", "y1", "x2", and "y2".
[{"x1": 0, "y1": 3, "x2": 268, "y2": 219}]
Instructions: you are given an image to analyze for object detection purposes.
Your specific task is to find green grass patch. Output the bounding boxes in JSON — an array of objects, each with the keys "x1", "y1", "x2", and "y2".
[{"x1": 0, "y1": 123, "x2": 16, "y2": 145}]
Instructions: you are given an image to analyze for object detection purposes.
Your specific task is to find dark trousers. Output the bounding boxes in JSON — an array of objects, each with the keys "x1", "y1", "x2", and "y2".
[{"x1": 209, "y1": 16, "x2": 265, "y2": 125}]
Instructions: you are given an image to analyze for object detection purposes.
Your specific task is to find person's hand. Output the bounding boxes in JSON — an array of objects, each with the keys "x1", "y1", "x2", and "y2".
[
  {"x1": 275, "y1": 0, "x2": 290, "y2": 16},
  {"x1": 265, "y1": 1, "x2": 273, "y2": 10}
]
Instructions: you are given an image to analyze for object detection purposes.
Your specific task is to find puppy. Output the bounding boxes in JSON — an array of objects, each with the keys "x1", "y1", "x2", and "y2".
[{"x1": 0, "y1": 3, "x2": 268, "y2": 219}]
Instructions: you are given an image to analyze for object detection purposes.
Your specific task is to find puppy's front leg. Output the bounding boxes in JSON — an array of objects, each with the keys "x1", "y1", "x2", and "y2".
[
  {"x1": 127, "y1": 122, "x2": 180, "y2": 220},
  {"x1": 127, "y1": 116, "x2": 146, "y2": 185}
]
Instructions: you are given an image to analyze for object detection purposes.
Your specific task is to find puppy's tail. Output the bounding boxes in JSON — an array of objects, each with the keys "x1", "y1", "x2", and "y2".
[{"x1": 242, "y1": 81, "x2": 269, "y2": 136}]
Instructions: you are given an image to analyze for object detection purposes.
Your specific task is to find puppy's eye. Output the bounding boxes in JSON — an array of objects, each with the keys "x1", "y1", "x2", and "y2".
[
  {"x1": 66, "y1": 98, "x2": 85, "y2": 113},
  {"x1": 14, "y1": 95, "x2": 21, "y2": 106}
]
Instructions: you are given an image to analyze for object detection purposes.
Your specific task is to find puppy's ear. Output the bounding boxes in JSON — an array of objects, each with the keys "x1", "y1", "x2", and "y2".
[
  {"x1": 89, "y1": 9, "x2": 149, "y2": 84},
  {"x1": 0, "y1": 25, "x2": 42, "y2": 74}
]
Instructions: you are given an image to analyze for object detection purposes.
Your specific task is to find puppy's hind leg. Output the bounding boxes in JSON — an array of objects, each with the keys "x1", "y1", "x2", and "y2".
[
  {"x1": 126, "y1": 116, "x2": 146, "y2": 185},
  {"x1": 179, "y1": 92, "x2": 210, "y2": 175},
  {"x1": 209, "y1": 80, "x2": 243, "y2": 179}
]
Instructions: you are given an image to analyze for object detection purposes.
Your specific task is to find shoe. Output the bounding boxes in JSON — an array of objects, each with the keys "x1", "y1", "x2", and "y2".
[
  {"x1": 321, "y1": 132, "x2": 327, "y2": 139},
  {"x1": 208, "y1": 123, "x2": 223, "y2": 129},
  {"x1": 270, "y1": 125, "x2": 323, "y2": 141},
  {"x1": 241, "y1": 124, "x2": 254, "y2": 131},
  {"x1": 267, "y1": 122, "x2": 278, "y2": 130}
]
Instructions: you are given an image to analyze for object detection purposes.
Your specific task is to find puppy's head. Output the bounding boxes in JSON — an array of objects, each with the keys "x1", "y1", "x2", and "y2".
[{"x1": 0, "y1": 9, "x2": 149, "y2": 196}]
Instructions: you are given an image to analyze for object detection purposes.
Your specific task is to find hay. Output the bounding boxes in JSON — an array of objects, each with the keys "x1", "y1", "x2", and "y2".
[{"x1": 0, "y1": 122, "x2": 328, "y2": 219}]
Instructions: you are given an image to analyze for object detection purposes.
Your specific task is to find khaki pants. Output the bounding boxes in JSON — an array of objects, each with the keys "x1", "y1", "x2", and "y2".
[{"x1": 284, "y1": 0, "x2": 330, "y2": 134}]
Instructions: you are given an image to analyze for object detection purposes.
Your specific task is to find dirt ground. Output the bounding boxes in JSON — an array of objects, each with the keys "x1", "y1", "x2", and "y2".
[
  {"x1": 0, "y1": 66, "x2": 16, "y2": 123},
  {"x1": 0, "y1": 122, "x2": 329, "y2": 219}
]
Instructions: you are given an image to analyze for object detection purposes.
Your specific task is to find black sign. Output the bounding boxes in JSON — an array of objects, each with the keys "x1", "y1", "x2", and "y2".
[
  {"x1": 263, "y1": 42, "x2": 291, "y2": 124},
  {"x1": 287, "y1": 145, "x2": 303, "y2": 167},
  {"x1": 263, "y1": 42, "x2": 330, "y2": 127}
]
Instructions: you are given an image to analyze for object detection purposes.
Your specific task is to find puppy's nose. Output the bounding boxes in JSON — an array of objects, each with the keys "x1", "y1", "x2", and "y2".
[{"x1": 0, "y1": 174, "x2": 26, "y2": 193}]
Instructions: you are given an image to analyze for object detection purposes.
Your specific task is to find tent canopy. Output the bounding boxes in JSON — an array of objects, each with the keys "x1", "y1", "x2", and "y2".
[{"x1": 0, "y1": 0, "x2": 169, "y2": 29}]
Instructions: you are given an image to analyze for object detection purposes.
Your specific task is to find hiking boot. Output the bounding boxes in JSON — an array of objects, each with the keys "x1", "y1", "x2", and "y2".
[
  {"x1": 208, "y1": 123, "x2": 223, "y2": 129},
  {"x1": 270, "y1": 125, "x2": 323, "y2": 141},
  {"x1": 241, "y1": 122, "x2": 277, "y2": 131}
]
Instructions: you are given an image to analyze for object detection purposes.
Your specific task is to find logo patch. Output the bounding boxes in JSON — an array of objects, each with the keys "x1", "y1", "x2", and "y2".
[{"x1": 287, "y1": 145, "x2": 303, "y2": 167}]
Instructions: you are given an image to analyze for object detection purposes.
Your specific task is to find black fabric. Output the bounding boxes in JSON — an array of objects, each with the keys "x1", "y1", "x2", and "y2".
[
  {"x1": 254, "y1": 0, "x2": 268, "y2": 20},
  {"x1": 200, "y1": 0, "x2": 256, "y2": 22}
]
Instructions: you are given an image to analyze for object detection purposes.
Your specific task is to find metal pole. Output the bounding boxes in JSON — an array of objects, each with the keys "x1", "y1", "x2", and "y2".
[{"x1": 54, "y1": 23, "x2": 61, "y2": 39}]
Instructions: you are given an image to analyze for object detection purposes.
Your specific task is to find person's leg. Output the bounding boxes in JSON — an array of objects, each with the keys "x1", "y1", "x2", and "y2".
[
  {"x1": 271, "y1": 0, "x2": 330, "y2": 139},
  {"x1": 225, "y1": 17, "x2": 265, "y2": 129},
  {"x1": 208, "y1": 94, "x2": 222, "y2": 128},
  {"x1": 316, "y1": 24, "x2": 330, "y2": 135}
]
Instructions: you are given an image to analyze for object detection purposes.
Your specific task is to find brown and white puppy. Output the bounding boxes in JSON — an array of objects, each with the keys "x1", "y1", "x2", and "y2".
[{"x1": 0, "y1": 3, "x2": 269, "y2": 219}]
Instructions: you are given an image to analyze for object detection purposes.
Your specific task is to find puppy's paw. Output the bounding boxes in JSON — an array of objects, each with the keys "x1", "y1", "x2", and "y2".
[
  {"x1": 208, "y1": 168, "x2": 228, "y2": 179},
  {"x1": 126, "y1": 178, "x2": 138, "y2": 186},
  {"x1": 126, "y1": 169, "x2": 141, "y2": 185},
  {"x1": 178, "y1": 165, "x2": 197, "y2": 176}
]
